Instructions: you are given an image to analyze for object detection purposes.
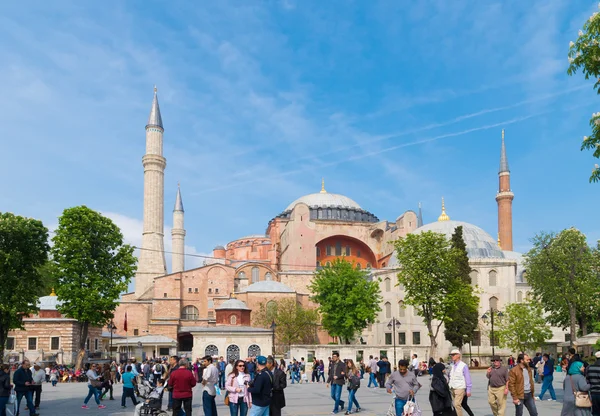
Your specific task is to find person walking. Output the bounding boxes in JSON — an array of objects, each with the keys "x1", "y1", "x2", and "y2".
[
  {"x1": 120, "y1": 365, "x2": 139, "y2": 409},
  {"x1": 201, "y1": 355, "x2": 219, "y2": 416},
  {"x1": 587, "y1": 351, "x2": 600, "y2": 416},
  {"x1": 326, "y1": 353, "x2": 346, "y2": 414},
  {"x1": 386, "y1": 359, "x2": 420, "y2": 415},
  {"x1": 367, "y1": 356, "x2": 379, "y2": 388},
  {"x1": 226, "y1": 359, "x2": 252, "y2": 416},
  {"x1": 344, "y1": 359, "x2": 361, "y2": 415},
  {"x1": 169, "y1": 358, "x2": 197, "y2": 416},
  {"x1": 267, "y1": 356, "x2": 286, "y2": 416},
  {"x1": 538, "y1": 353, "x2": 557, "y2": 401},
  {"x1": 248, "y1": 356, "x2": 272, "y2": 416},
  {"x1": 562, "y1": 361, "x2": 592, "y2": 416},
  {"x1": 487, "y1": 356, "x2": 509, "y2": 416},
  {"x1": 411, "y1": 355, "x2": 420, "y2": 378},
  {"x1": 49, "y1": 367, "x2": 58, "y2": 387},
  {"x1": 100, "y1": 363, "x2": 114, "y2": 401},
  {"x1": 448, "y1": 349, "x2": 472, "y2": 416},
  {"x1": 82, "y1": 363, "x2": 107, "y2": 410},
  {"x1": 0, "y1": 364, "x2": 13, "y2": 416},
  {"x1": 508, "y1": 354, "x2": 538, "y2": 416},
  {"x1": 13, "y1": 360, "x2": 39, "y2": 416},
  {"x1": 218, "y1": 356, "x2": 227, "y2": 389},
  {"x1": 429, "y1": 362, "x2": 454, "y2": 416},
  {"x1": 30, "y1": 363, "x2": 45, "y2": 410}
]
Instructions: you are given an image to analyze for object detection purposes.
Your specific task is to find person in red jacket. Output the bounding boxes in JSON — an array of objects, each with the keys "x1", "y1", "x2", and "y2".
[{"x1": 168, "y1": 358, "x2": 197, "y2": 415}]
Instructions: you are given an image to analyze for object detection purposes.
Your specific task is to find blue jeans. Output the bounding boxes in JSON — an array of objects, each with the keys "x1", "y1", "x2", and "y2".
[
  {"x1": 368, "y1": 372, "x2": 378, "y2": 387},
  {"x1": 202, "y1": 390, "x2": 217, "y2": 416},
  {"x1": 0, "y1": 396, "x2": 9, "y2": 416},
  {"x1": 515, "y1": 392, "x2": 538, "y2": 416},
  {"x1": 330, "y1": 383, "x2": 345, "y2": 413},
  {"x1": 83, "y1": 385, "x2": 100, "y2": 405},
  {"x1": 395, "y1": 398, "x2": 407, "y2": 416},
  {"x1": 16, "y1": 391, "x2": 36, "y2": 415},
  {"x1": 538, "y1": 374, "x2": 556, "y2": 400},
  {"x1": 219, "y1": 371, "x2": 226, "y2": 388},
  {"x1": 248, "y1": 404, "x2": 269, "y2": 416},
  {"x1": 229, "y1": 398, "x2": 249, "y2": 416},
  {"x1": 347, "y1": 388, "x2": 360, "y2": 412}
]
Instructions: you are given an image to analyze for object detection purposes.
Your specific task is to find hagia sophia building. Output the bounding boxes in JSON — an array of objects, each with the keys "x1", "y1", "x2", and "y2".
[{"x1": 104, "y1": 88, "x2": 567, "y2": 363}]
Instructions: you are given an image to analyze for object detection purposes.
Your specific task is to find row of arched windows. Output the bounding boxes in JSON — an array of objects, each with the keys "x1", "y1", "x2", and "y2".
[
  {"x1": 237, "y1": 268, "x2": 273, "y2": 283},
  {"x1": 469, "y1": 270, "x2": 497, "y2": 287},
  {"x1": 384, "y1": 301, "x2": 407, "y2": 319},
  {"x1": 203, "y1": 344, "x2": 262, "y2": 362}
]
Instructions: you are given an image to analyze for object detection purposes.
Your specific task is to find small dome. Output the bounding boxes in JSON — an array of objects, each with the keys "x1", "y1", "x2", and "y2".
[
  {"x1": 285, "y1": 192, "x2": 362, "y2": 212},
  {"x1": 38, "y1": 295, "x2": 62, "y2": 311},
  {"x1": 241, "y1": 280, "x2": 295, "y2": 293},
  {"x1": 216, "y1": 298, "x2": 251, "y2": 310},
  {"x1": 214, "y1": 245, "x2": 226, "y2": 250}
]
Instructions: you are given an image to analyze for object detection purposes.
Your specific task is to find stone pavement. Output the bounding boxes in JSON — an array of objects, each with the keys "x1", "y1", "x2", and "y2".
[{"x1": 19, "y1": 370, "x2": 566, "y2": 415}]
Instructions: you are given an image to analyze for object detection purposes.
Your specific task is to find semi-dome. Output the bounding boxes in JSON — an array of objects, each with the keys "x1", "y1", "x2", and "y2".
[
  {"x1": 216, "y1": 298, "x2": 251, "y2": 310},
  {"x1": 241, "y1": 280, "x2": 295, "y2": 293}
]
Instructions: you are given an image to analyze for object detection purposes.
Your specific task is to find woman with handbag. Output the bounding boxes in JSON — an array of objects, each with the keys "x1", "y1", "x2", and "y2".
[
  {"x1": 429, "y1": 363, "x2": 456, "y2": 416},
  {"x1": 344, "y1": 359, "x2": 362, "y2": 415},
  {"x1": 562, "y1": 361, "x2": 592, "y2": 416},
  {"x1": 82, "y1": 364, "x2": 106, "y2": 409},
  {"x1": 225, "y1": 360, "x2": 252, "y2": 416}
]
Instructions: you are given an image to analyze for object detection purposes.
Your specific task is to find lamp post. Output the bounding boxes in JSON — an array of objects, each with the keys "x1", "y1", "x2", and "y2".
[
  {"x1": 107, "y1": 320, "x2": 117, "y2": 362},
  {"x1": 387, "y1": 318, "x2": 401, "y2": 369},
  {"x1": 270, "y1": 320, "x2": 277, "y2": 357},
  {"x1": 482, "y1": 309, "x2": 504, "y2": 357}
]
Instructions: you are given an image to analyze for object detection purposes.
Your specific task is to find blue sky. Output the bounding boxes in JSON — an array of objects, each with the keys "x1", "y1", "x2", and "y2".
[{"x1": 1, "y1": 0, "x2": 599, "y2": 271}]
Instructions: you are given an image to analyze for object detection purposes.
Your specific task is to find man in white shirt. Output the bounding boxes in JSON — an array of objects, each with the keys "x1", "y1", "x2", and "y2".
[
  {"x1": 201, "y1": 355, "x2": 219, "y2": 416},
  {"x1": 225, "y1": 359, "x2": 234, "y2": 379},
  {"x1": 367, "y1": 355, "x2": 379, "y2": 388},
  {"x1": 411, "y1": 354, "x2": 420, "y2": 378},
  {"x1": 31, "y1": 363, "x2": 46, "y2": 410}
]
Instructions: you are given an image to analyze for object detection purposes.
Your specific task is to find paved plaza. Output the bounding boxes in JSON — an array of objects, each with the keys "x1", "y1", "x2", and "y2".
[{"x1": 21, "y1": 370, "x2": 566, "y2": 416}]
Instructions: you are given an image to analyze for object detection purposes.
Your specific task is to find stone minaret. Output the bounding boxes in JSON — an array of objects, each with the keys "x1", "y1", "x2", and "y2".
[
  {"x1": 135, "y1": 86, "x2": 167, "y2": 297},
  {"x1": 496, "y1": 129, "x2": 514, "y2": 251},
  {"x1": 171, "y1": 184, "x2": 185, "y2": 273}
]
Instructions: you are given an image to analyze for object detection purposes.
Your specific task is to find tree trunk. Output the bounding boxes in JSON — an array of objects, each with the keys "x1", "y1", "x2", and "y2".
[
  {"x1": 0, "y1": 327, "x2": 6, "y2": 364},
  {"x1": 76, "y1": 321, "x2": 90, "y2": 370},
  {"x1": 426, "y1": 320, "x2": 437, "y2": 359},
  {"x1": 569, "y1": 304, "x2": 577, "y2": 348}
]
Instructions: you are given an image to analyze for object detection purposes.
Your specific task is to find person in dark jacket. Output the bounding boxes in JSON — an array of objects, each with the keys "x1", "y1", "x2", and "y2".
[
  {"x1": 248, "y1": 356, "x2": 272, "y2": 416},
  {"x1": 267, "y1": 356, "x2": 286, "y2": 416},
  {"x1": 326, "y1": 353, "x2": 346, "y2": 414},
  {"x1": 13, "y1": 360, "x2": 38, "y2": 416},
  {"x1": 429, "y1": 363, "x2": 456, "y2": 416},
  {"x1": 0, "y1": 364, "x2": 13, "y2": 414}
]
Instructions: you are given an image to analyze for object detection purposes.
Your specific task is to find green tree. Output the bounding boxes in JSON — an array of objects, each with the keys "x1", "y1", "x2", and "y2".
[
  {"x1": 444, "y1": 226, "x2": 480, "y2": 349},
  {"x1": 394, "y1": 231, "x2": 465, "y2": 358},
  {"x1": 567, "y1": 11, "x2": 600, "y2": 182},
  {"x1": 495, "y1": 302, "x2": 552, "y2": 353},
  {"x1": 51, "y1": 206, "x2": 137, "y2": 368},
  {"x1": 0, "y1": 213, "x2": 49, "y2": 363},
  {"x1": 524, "y1": 228, "x2": 598, "y2": 346},
  {"x1": 252, "y1": 298, "x2": 320, "y2": 352},
  {"x1": 309, "y1": 259, "x2": 381, "y2": 344}
]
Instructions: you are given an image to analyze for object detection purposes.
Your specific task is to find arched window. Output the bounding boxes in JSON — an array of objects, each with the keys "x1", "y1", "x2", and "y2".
[
  {"x1": 398, "y1": 301, "x2": 405, "y2": 317},
  {"x1": 488, "y1": 270, "x2": 497, "y2": 287},
  {"x1": 215, "y1": 288, "x2": 219, "y2": 294},
  {"x1": 238, "y1": 271, "x2": 246, "y2": 280},
  {"x1": 226, "y1": 344, "x2": 240, "y2": 362},
  {"x1": 517, "y1": 291, "x2": 523, "y2": 303},
  {"x1": 265, "y1": 272, "x2": 272, "y2": 281},
  {"x1": 205, "y1": 345, "x2": 218, "y2": 356},
  {"x1": 316, "y1": 261, "x2": 321, "y2": 268},
  {"x1": 385, "y1": 302, "x2": 391, "y2": 319},
  {"x1": 384, "y1": 278, "x2": 391, "y2": 292},
  {"x1": 251, "y1": 267, "x2": 259, "y2": 283},
  {"x1": 230, "y1": 315, "x2": 237, "y2": 325},
  {"x1": 316, "y1": 247, "x2": 321, "y2": 257},
  {"x1": 356, "y1": 263, "x2": 362, "y2": 270},
  {"x1": 248, "y1": 344, "x2": 261, "y2": 357},
  {"x1": 469, "y1": 270, "x2": 479, "y2": 286},
  {"x1": 366, "y1": 263, "x2": 372, "y2": 269},
  {"x1": 326, "y1": 261, "x2": 331, "y2": 267},
  {"x1": 208, "y1": 288, "x2": 212, "y2": 293},
  {"x1": 181, "y1": 305, "x2": 199, "y2": 320},
  {"x1": 489, "y1": 296, "x2": 499, "y2": 311}
]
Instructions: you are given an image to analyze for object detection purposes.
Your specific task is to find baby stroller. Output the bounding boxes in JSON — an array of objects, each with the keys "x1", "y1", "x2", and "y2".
[{"x1": 137, "y1": 380, "x2": 168, "y2": 416}]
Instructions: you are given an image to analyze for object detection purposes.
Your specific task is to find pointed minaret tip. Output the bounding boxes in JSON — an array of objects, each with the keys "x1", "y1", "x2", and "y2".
[
  {"x1": 437, "y1": 197, "x2": 450, "y2": 222},
  {"x1": 174, "y1": 184, "x2": 184, "y2": 212},
  {"x1": 147, "y1": 85, "x2": 164, "y2": 129},
  {"x1": 499, "y1": 129, "x2": 509, "y2": 173},
  {"x1": 320, "y1": 178, "x2": 327, "y2": 193}
]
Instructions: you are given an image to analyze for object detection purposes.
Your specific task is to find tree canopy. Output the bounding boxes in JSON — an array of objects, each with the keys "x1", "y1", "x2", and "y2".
[
  {"x1": 524, "y1": 228, "x2": 599, "y2": 346},
  {"x1": 51, "y1": 206, "x2": 137, "y2": 368},
  {"x1": 567, "y1": 10, "x2": 600, "y2": 182},
  {"x1": 495, "y1": 302, "x2": 552, "y2": 353},
  {"x1": 0, "y1": 213, "x2": 49, "y2": 363},
  {"x1": 252, "y1": 298, "x2": 319, "y2": 352},
  {"x1": 309, "y1": 259, "x2": 381, "y2": 344}
]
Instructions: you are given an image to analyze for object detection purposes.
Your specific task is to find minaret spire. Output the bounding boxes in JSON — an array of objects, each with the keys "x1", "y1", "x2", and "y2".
[
  {"x1": 496, "y1": 129, "x2": 514, "y2": 251},
  {"x1": 172, "y1": 183, "x2": 186, "y2": 273},
  {"x1": 437, "y1": 197, "x2": 450, "y2": 222},
  {"x1": 320, "y1": 178, "x2": 327, "y2": 193},
  {"x1": 418, "y1": 202, "x2": 423, "y2": 227},
  {"x1": 135, "y1": 86, "x2": 167, "y2": 297}
]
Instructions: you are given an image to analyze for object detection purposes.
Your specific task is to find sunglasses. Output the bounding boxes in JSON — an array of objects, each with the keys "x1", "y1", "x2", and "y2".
[{"x1": 237, "y1": 365, "x2": 245, "y2": 367}]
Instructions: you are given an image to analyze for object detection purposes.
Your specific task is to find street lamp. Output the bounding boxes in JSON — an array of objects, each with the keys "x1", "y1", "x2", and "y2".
[
  {"x1": 107, "y1": 320, "x2": 117, "y2": 362},
  {"x1": 387, "y1": 318, "x2": 401, "y2": 369},
  {"x1": 481, "y1": 309, "x2": 504, "y2": 357},
  {"x1": 270, "y1": 320, "x2": 277, "y2": 357}
]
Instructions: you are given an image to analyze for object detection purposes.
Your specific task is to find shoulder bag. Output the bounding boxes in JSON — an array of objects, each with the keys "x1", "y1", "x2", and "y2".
[
  {"x1": 224, "y1": 376, "x2": 234, "y2": 406},
  {"x1": 570, "y1": 375, "x2": 592, "y2": 408}
]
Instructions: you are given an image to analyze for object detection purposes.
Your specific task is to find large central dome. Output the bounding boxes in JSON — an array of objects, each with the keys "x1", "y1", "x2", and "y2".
[{"x1": 285, "y1": 192, "x2": 362, "y2": 211}]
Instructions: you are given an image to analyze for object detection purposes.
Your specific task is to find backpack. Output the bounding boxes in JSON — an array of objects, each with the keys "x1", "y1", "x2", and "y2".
[
  {"x1": 348, "y1": 373, "x2": 361, "y2": 390},
  {"x1": 156, "y1": 364, "x2": 163, "y2": 375}
]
